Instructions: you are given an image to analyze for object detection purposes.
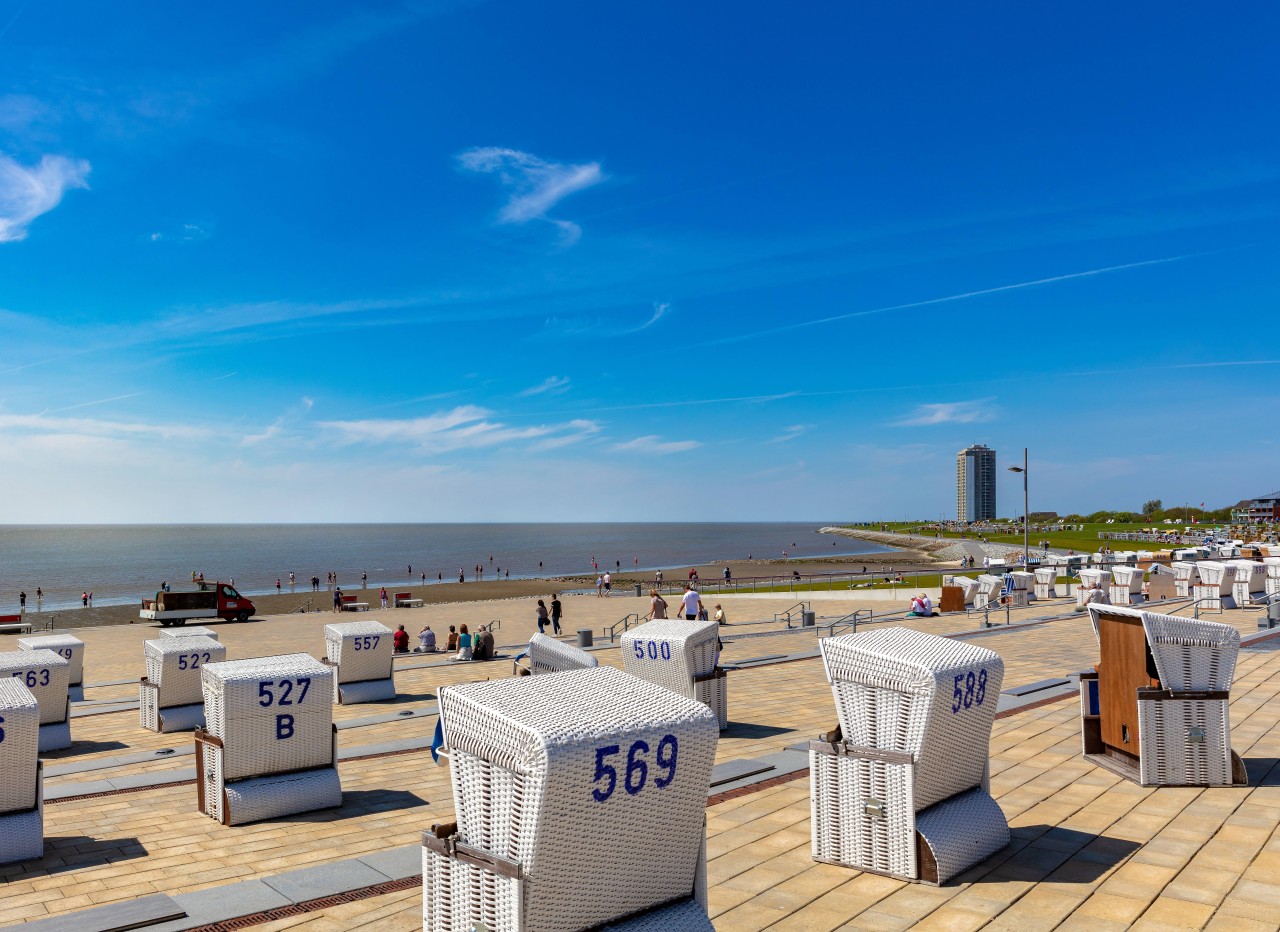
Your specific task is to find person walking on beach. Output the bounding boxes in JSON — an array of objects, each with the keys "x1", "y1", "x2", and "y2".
[
  {"x1": 595, "y1": 575, "x2": 603, "y2": 597},
  {"x1": 361, "y1": 571, "x2": 367, "y2": 588},
  {"x1": 19, "y1": 591, "x2": 25, "y2": 613},
  {"x1": 550, "y1": 593, "x2": 563, "y2": 635},
  {"x1": 275, "y1": 578, "x2": 281, "y2": 593},
  {"x1": 723, "y1": 566, "x2": 732, "y2": 585},
  {"x1": 651, "y1": 590, "x2": 668, "y2": 619},
  {"x1": 289, "y1": 572, "x2": 295, "y2": 586},
  {"x1": 379, "y1": 587, "x2": 389, "y2": 609},
  {"x1": 536, "y1": 599, "x2": 549, "y2": 634},
  {"x1": 333, "y1": 587, "x2": 343, "y2": 612},
  {"x1": 35, "y1": 588, "x2": 41, "y2": 606},
  {"x1": 82, "y1": 591, "x2": 88, "y2": 607},
  {"x1": 602, "y1": 572, "x2": 612, "y2": 596},
  {"x1": 679, "y1": 585, "x2": 701, "y2": 621}
]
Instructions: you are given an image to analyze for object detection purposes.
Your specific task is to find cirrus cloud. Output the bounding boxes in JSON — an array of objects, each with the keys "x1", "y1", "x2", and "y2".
[
  {"x1": 893, "y1": 399, "x2": 997, "y2": 426},
  {"x1": 610, "y1": 435, "x2": 701, "y2": 455},
  {"x1": 457, "y1": 146, "x2": 604, "y2": 245},
  {"x1": 0, "y1": 153, "x2": 90, "y2": 242},
  {"x1": 319, "y1": 405, "x2": 600, "y2": 454}
]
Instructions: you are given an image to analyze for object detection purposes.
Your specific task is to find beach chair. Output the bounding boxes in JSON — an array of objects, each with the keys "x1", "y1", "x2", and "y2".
[
  {"x1": 1008, "y1": 571, "x2": 1034, "y2": 603},
  {"x1": 1033, "y1": 567, "x2": 1057, "y2": 600},
  {"x1": 17, "y1": 634, "x2": 84, "y2": 701},
  {"x1": 1171, "y1": 562, "x2": 1200, "y2": 599},
  {"x1": 0, "y1": 650, "x2": 70, "y2": 752},
  {"x1": 1193, "y1": 561, "x2": 1236, "y2": 611},
  {"x1": 0, "y1": 679, "x2": 43, "y2": 865},
  {"x1": 140, "y1": 635, "x2": 226, "y2": 733},
  {"x1": 941, "y1": 576, "x2": 979, "y2": 606},
  {"x1": 811, "y1": 628, "x2": 1008, "y2": 884},
  {"x1": 974, "y1": 575, "x2": 1004, "y2": 609},
  {"x1": 1264, "y1": 557, "x2": 1280, "y2": 596},
  {"x1": 424, "y1": 666, "x2": 718, "y2": 932},
  {"x1": 195, "y1": 654, "x2": 341, "y2": 826},
  {"x1": 621, "y1": 620, "x2": 727, "y2": 729},
  {"x1": 1228, "y1": 560, "x2": 1266, "y2": 607},
  {"x1": 1109, "y1": 566, "x2": 1145, "y2": 606},
  {"x1": 1081, "y1": 605, "x2": 1245, "y2": 787},
  {"x1": 159, "y1": 625, "x2": 219, "y2": 641},
  {"x1": 1076, "y1": 569, "x2": 1112, "y2": 608},
  {"x1": 323, "y1": 620, "x2": 395, "y2": 704},
  {"x1": 515, "y1": 632, "x2": 599, "y2": 676}
]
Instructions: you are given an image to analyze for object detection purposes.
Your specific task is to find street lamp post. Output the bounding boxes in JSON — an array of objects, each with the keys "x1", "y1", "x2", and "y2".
[{"x1": 1008, "y1": 448, "x2": 1029, "y2": 567}]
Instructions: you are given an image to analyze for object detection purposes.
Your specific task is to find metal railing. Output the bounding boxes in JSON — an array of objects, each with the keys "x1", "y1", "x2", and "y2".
[
  {"x1": 821, "y1": 608, "x2": 873, "y2": 638},
  {"x1": 773, "y1": 602, "x2": 811, "y2": 628},
  {"x1": 601, "y1": 611, "x2": 651, "y2": 643}
]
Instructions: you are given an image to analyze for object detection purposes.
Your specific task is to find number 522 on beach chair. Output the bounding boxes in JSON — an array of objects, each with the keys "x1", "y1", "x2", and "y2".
[{"x1": 811, "y1": 628, "x2": 1009, "y2": 885}]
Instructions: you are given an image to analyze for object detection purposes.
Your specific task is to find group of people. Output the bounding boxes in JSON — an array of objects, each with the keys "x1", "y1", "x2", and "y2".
[
  {"x1": 650, "y1": 585, "x2": 726, "y2": 624},
  {"x1": 403, "y1": 622, "x2": 496, "y2": 661},
  {"x1": 535, "y1": 594, "x2": 564, "y2": 634},
  {"x1": 906, "y1": 592, "x2": 935, "y2": 617}
]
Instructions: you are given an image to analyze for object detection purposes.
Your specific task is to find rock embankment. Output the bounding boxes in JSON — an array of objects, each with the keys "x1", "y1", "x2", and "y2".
[{"x1": 818, "y1": 527, "x2": 1039, "y2": 565}]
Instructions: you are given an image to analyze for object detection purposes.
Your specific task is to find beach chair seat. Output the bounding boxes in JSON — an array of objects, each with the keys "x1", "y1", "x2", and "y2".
[
  {"x1": 0, "y1": 679, "x2": 43, "y2": 865},
  {"x1": 1109, "y1": 566, "x2": 1145, "y2": 606},
  {"x1": 973, "y1": 575, "x2": 1004, "y2": 609},
  {"x1": 158, "y1": 625, "x2": 220, "y2": 641},
  {"x1": 812, "y1": 628, "x2": 1008, "y2": 884},
  {"x1": 18, "y1": 634, "x2": 84, "y2": 700},
  {"x1": 517, "y1": 632, "x2": 599, "y2": 676},
  {"x1": 140, "y1": 635, "x2": 225, "y2": 733},
  {"x1": 1033, "y1": 567, "x2": 1057, "y2": 600},
  {"x1": 196, "y1": 653, "x2": 340, "y2": 825},
  {"x1": 621, "y1": 620, "x2": 726, "y2": 729},
  {"x1": 1228, "y1": 560, "x2": 1267, "y2": 606},
  {"x1": 424, "y1": 666, "x2": 718, "y2": 932},
  {"x1": 323, "y1": 621, "x2": 395, "y2": 704},
  {"x1": 0, "y1": 650, "x2": 70, "y2": 752},
  {"x1": 1192, "y1": 561, "x2": 1235, "y2": 610},
  {"x1": 1081, "y1": 605, "x2": 1244, "y2": 787}
]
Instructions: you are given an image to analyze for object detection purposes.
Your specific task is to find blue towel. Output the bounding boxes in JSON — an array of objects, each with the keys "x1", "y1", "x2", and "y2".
[{"x1": 431, "y1": 717, "x2": 445, "y2": 764}]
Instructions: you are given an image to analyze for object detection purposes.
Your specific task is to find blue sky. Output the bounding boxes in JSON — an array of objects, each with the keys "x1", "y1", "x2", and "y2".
[{"x1": 0, "y1": 1, "x2": 1277, "y2": 522}]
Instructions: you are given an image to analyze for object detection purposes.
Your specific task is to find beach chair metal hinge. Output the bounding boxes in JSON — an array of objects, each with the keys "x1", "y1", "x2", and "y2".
[{"x1": 863, "y1": 798, "x2": 886, "y2": 818}]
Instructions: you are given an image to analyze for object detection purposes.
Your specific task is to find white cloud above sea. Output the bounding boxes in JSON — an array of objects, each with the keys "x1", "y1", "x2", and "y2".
[
  {"x1": 611, "y1": 435, "x2": 700, "y2": 455},
  {"x1": 457, "y1": 146, "x2": 604, "y2": 244},
  {"x1": 519, "y1": 375, "x2": 570, "y2": 396},
  {"x1": 0, "y1": 153, "x2": 90, "y2": 242},
  {"x1": 893, "y1": 399, "x2": 996, "y2": 426},
  {"x1": 318, "y1": 406, "x2": 600, "y2": 454}
]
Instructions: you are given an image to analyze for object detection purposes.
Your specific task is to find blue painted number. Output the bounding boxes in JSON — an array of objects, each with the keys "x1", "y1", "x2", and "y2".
[
  {"x1": 353, "y1": 636, "x2": 380, "y2": 651},
  {"x1": 10, "y1": 670, "x2": 49, "y2": 688},
  {"x1": 258, "y1": 677, "x2": 312, "y2": 707},
  {"x1": 951, "y1": 668, "x2": 989, "y2": 713},
  {"x1": 631, "y1": 640, "x2": 672, "y2": 661},
  {"x1": 593, "y1": 735, "x2": 678, "y2": 802}
]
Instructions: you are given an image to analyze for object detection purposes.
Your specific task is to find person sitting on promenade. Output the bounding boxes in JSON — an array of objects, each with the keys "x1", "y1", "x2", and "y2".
[
  {"x1": 455, "y1": 624, "x2": 473, "y2": 661},
  {"x1": 536, "y1": 599, "x2": 549, "y2": 633},
  {"x1": 446, "y1": 625, "x2": 459, "y2": 652},
  {"x1": 651, "y1": 589, "x2": 668, "y2": 619},
  {"x1": 713, "y1": 603, "x2": 727, "y2": 625},
  {"x1": 907, "y1": 593, "x2": 934, "y2": 617},
  {"x1": 393, "y1": 624, "x2": 409, "y2": 653},
  {"x1": 417, "y1": 625, "x2": 436, "y2": 652},
  {"x1": 473, "y1": 624, "x2": 495, "y2": 662}
]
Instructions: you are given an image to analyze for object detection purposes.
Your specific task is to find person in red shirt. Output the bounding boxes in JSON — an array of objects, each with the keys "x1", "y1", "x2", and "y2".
[{"x1": 393, "y1": 624, "x2": 410, "y2": 653}]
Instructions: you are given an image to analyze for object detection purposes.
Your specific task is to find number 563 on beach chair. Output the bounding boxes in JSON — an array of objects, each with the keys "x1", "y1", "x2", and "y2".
[
  {"x1": 810, "y1": 628, "x2": 1009, "y2": 885},
  {"x1": 423, "y1": 667, "x2": 718, "y2": 931}
]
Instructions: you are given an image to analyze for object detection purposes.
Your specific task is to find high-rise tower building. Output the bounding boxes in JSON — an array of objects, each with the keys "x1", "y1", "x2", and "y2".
[{"x1": 957, "y1": 444, "x2": 997, "y2": 522}]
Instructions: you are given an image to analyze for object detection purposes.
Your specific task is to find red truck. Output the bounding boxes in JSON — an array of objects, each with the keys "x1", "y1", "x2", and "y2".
[{"x1": 140, "y1": 583, "x2": 256, "y2": 626}]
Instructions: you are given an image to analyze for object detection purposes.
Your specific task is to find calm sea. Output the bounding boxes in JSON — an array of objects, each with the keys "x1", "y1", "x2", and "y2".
[{"x1": 0, "y1": 523, "x2": 893, "y2": 611}]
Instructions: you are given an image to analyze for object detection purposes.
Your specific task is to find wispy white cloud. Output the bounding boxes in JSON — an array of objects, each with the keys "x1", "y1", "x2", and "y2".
[
  {"x1": 457, "y1": 147, "x2": 604, "y2": 244},
  {"x1": 611, "y1": 435, "x2": 701, "y2": 455},
  {"x1": 769, "y1": 424, "x2": 808, "y2": 443},
  {"x1": 0, "y1": 153, "x2": 90, "y2": 242},
  {"x1": 520, "y1": 375, "x2": 570, "y2": 397},
  {"x1": 149, "y1": 222, "x2": 210, "y2": 243},
  {"x1": 894, "y1": 399, "x2": 996, "y2": 427},
  {"x1": 318, "y1": 406, "x2": 600, "y2": 454},
  {"x1": 0, "y1": 413, "x2": 207, "y2": 441},
  {"x1": 627, "y1": 302, "x2": 669, "y2": 333}
]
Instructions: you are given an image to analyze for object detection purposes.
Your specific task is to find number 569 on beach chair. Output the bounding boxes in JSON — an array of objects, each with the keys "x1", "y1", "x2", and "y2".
[{"x1": 811, "y1": 628, "x2": 1009, "y2": 885}]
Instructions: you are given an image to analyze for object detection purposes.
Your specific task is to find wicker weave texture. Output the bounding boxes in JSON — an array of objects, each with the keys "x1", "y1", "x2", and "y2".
[
  {"x1": 221, "y1": 764, "x2": 342, "y2": 826},
  {"x1": 694, "y1": 676, "x2": 728, "y2": 729},
  {"x1": 145, "y1": 636, "x2": 225, "y2": 707},
  {"x1": 820, "y1": 629, "x2": 1003, "y2": 811},
  {"x1": 601, "y1": 897, "x2": 714, "y2": 931},
  {"x1": 1228, "y1": 561, "x2": 1266, "y2": 594},
  {"x1": 0, "y1": 650, "x2": 69, "y2": 726},
  {"x1": 1138, "y1": 697, "x2": 1233, "y2": 786},
  {"x1": 437, "y1": 667, "x2": 717, "y2": 932},
  {"x1": 324, "y1": 621, "x2": 394, "y2": 684},
  {"x1": 1196, "y1": 561, "x2": 1235, "y2": 594},
  {"x1": 620, "y1": 619, "x2": 720, "y2": 699},
  {"x1": 17, "y1": 635, "x2": 84, "y2": 686},
  {"x1": 159, "y1": 626, "x2": 220, "y2": 640},
  {"x1": 0, "y1": 803, "x2": 42, "y2": 865},
  {"x1": 974, "y1": 575, "x2": 1003, "y2": 608},
  {"x1": 38, "y1": 721, "x2": 70, "y2": 753},
  {"x1": 337, "y1": 677, "x2": 396, "y2": 704},
  {"x1": 201, "y1": 654, "x2": 334, "y2": 782},
  {"x1": 140, "y1": 682, "x2": 159, "y2": 731},
  {"x1": 156, "y1": 702, "x2": 206, "y2": 733},
  {"x1": 941, "y1": 577, "x2": 979, "y2": 603},
  {"x1": 527, "y1": 633, "x2": 598, "y2": 675},
  {"x1": 422, "y1": 843, "x2": 522, "y2": 932},
  {"x1": 1140, "y1": 612, "x2": 1239, "y2": 692},
  {"x1": 810, "y1": 749, "x2": 915, "y2": 878},
  {"x1": 915, "y1": 785, "x2": 1010, "y2": 884},
  {"x1": 0, "y1": 679, "x2": 39, "y2": 814}
]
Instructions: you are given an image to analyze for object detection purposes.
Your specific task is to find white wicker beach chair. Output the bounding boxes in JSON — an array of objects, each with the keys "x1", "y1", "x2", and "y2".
[
  {"x1": 1228, "y1": 560, "x2": 1266, "y2": 607},
  {"x1": 1081, "y1": 605, "x2": 1244, "y2": 787},
  {"x1": 1076, "y1": 568, "x2": 1112, "y2": 608},
  {"x1": 0, "y1": 650, "x2": 70, "y2": 752},
  {"x1": 17, "y1": 634, "x2": 84, "y2": 697},
  {"x1": 1009, "y1": 571, "x2": 1034, "y2": 602},
  {"x1": 1033, "y1": 567, "x2": 1057, "y2": 600},
  {"x1": 812, "y1": 628, "x2": 1008, "y2": 884},
  {"x1": 1109, "y1": 566, "x2": 1145, "y2": 605},
  {"x1": 1171, "y1": 561, "x2": 1200, "y2": 598},
  {"x1": 159, "y1": 625, "x2": 220, "y2": 641},
  {"x1": 1193, "y1": 561, "x2": 1235, "y2": 610},
  {"x1": 518, "y1": 632, "x2": 599, "y2": 676},
  {"x1": 941, "y1": 577, "x2": 979, "y2": 606},
  {"x1": 195, "y1": 653, "x2": 340, "y2": 825},
  {"x1": 620, "y1": 620, "x2": 726, "y2": 729},
  {"x1": 140, "y1": 635, "x2": 226, "y2": 733},
  {"x1": 0, "y1": 679, "x2": 43, "y2": 865},
  {"x1": 1265, "y1": 557, "x2": 1280, "y2": 596},
  {"x1": 974, "y1": 574, "x2": 1004, "y2": 609},
  {"x1": 423, "y1": 666, "x2": 718, "y2": 932},
  {"x1": 323, "y1": 620, "x2": 395, "y2": 704}
]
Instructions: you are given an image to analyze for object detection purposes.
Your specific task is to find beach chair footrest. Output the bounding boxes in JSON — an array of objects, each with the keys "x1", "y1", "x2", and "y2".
[
  {"x1": 599, "y1": 896, "x2": 715, "y2": 931},
  {"x1": 222, "y1": 766, "x2": 343, "y2": 826},
  {"x1": 38, "y1": 721, "x2": 70, "y2": 753},
  {"x1": 336, "y1": 677, "x2": 396, "y2": 705},
  {"x1": 157, "y1": 702, "x2": 207, "y2": 733},
  {"x1": 915, "y1": 786, "x2": 1010, "y2": 885}
]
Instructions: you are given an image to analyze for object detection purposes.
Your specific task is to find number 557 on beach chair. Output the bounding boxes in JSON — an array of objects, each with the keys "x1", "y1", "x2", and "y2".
[
  {"x1": 811, "y1": 628, "x2": 1009, "y2": 885},
  {"x1": 423, "y1": 666, "x2": 718, "y2": 931},
  {"x1": 323, "y1": 620, "x2": 396, "y2": 704}
]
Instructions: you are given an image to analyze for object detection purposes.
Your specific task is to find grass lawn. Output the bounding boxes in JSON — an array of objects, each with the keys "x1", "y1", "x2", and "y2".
[{"x1": 863, "y1": 521, "x2": 1199, "y2": 555}]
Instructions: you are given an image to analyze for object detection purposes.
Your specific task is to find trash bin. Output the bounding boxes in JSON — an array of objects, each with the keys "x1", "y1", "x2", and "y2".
[
  {"x1": 1266, "y1": 598, "x2": 1280, "y2": 629},
  {"x1": 577, "y1": 628, "x2": 593, "y2": 648},
  {"x1": 801, "y1": 610, "x2": 816, "y2": 627},
  {"x1": 634, "y1": 583, "x2": 643, "y2": 597}
]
